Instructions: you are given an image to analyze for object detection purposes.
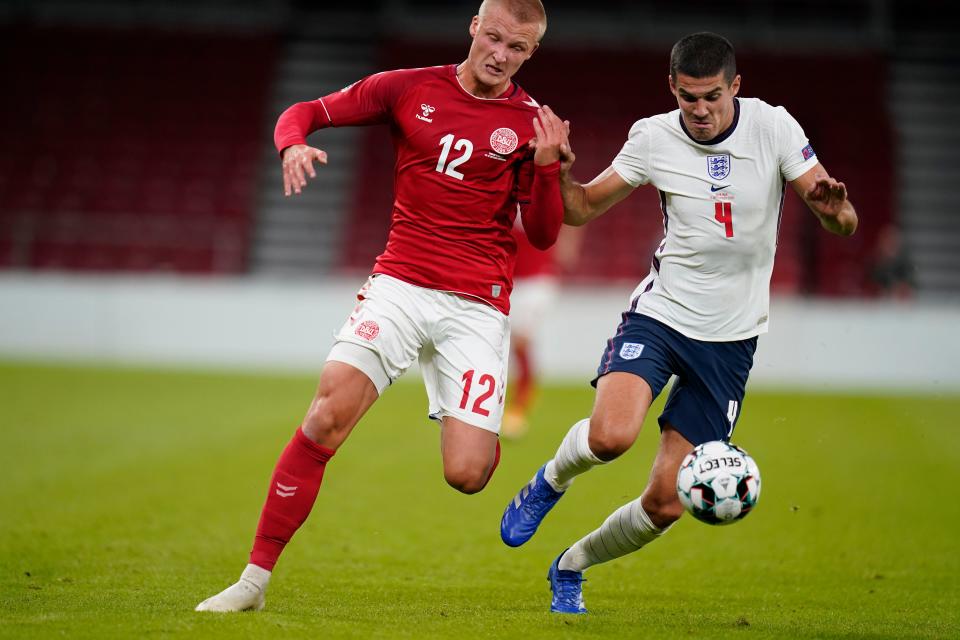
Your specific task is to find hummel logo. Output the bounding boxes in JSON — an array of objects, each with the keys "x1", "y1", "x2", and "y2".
[
  {"x1": 710, "y1": 184, "x2": 731, "y2": 192},
  {"x1": 416, "y1": 103, "x2": 436, "y2": 123},
  {"x1": 275, "y1": 482, "x2": 298, "y2": 498}
]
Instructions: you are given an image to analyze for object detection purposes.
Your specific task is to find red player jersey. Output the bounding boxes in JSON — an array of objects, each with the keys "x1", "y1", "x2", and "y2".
[{"x1": 275, "y1": 64, "x2": 561, "y2": 314}]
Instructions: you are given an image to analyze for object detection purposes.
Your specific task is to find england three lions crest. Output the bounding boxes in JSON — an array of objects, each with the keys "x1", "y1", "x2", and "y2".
[
  {"x1": 619, "y1": 342, "x2": 645, "y2": 360},
  {"x1": 707, "y1": 154, "x2": 731, "y2": 180}
]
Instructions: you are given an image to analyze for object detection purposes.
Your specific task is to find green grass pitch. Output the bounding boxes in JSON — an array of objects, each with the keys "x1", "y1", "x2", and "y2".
[{"x1": 1, "y1": 361, "x2": 958, "y2": 639}]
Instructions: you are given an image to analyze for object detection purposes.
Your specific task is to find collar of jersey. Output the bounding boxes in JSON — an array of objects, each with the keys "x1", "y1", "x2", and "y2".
[
  {"x1": 450, "y1": 64, "x2": 518, "y2": 101},
  {"x1": 679, "y1": 97, "x2": 740, "y2": 146}
]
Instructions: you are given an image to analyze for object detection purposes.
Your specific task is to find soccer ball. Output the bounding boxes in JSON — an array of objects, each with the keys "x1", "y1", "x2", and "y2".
[{"x1": 676, "y1": 440, "x2": 761, "y2": 525}]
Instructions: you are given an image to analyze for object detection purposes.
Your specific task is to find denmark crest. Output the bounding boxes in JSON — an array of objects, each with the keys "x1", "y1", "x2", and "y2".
[
  {"x1": 707, "y1": 154, "x2": 731, "y2": 180},
  {"x1": 490, "y1": 127, "x2": 519, "y2": 155},
  {"x1": 619, "y1": 342, "x2": 645, "y2": 360},
  {"x1": 355, "y1": 320, "x2": 380, "y2": 341}
]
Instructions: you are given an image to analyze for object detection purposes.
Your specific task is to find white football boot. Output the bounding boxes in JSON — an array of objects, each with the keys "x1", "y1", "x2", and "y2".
[{"x1": 195, "y1": 564, "x2": 270, "y2": 612}]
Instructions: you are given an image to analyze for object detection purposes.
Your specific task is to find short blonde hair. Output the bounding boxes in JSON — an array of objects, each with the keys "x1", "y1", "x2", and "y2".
[{"x1": 478, "y1": 0, "x2": 547, "y2": 41}]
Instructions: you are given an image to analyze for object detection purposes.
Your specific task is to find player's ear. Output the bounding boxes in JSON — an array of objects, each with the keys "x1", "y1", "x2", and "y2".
[
  {"x1": 730, "y1": 74, "x2": 741, "y2": 96},
  {"x1": 668, "y1": 74, "x2": 677, "y2": 96},
  {"x1": 526, "y1": 41, "x2": 539, "y2": 59},
  {"x1": 469, "y1": 15, "x2": 479, "y2": 38}
]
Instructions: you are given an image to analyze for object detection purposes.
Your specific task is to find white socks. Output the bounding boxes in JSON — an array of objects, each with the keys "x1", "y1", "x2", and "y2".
[
  {"x1": 558, "y1": 497, "x2": 669, "y2": 572},
  {"x1": 543, "y1": 420, "x2": 671, "y2": 574},
  {"x1": 543, "y1": 419, "x2": 605, "y2": 491},
  {"x1": 241, "y1": 564, "x2": 271, "y2": 590},
  {"x1": 195, "y1": 564, "x2": 272, "y2": 612}
]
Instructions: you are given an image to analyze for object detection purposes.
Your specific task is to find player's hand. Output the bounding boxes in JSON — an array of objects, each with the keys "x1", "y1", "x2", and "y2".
[
  {"x1": 804, "y1": 172, "x2": 847, "y2": 218},
  {"x1": 559, "y1": 139, "x2": 576, "y2": 176},
  {"x1": 281, "y1": 144, "x2": 328, "y2": 196},
  {"x1": 531, "y1": 105, "x2": 570, "y2": 166}
]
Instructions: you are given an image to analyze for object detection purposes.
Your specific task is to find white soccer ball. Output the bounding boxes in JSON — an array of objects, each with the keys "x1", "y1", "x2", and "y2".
[{"x1": 677, "y1": 440, "x2": 761, "y2": 525}]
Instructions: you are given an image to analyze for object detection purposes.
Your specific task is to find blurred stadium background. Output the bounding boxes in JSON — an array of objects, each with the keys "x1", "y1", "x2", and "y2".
[
  {"x1": 2, "y1": 2, "x2": 960, "y2": 637},
  {"x1": 0, "y1": 0, "x2": 958, "y2": 389}
]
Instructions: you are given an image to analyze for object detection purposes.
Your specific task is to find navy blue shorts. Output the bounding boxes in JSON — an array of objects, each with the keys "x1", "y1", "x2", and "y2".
[{"x1": 593, "y1": 313, "x2": 757, "y2": 446}]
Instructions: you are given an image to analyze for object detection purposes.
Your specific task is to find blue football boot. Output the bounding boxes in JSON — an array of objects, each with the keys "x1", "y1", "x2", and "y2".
[
  {"x1": 548, "y1": 550, "x2": 587, "y2": 614},
  {"x1": 500, "y1": 464, "x2": 564, "y2": 547}
]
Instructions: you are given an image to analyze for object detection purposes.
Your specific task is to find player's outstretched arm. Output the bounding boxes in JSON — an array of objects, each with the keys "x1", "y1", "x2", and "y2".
[
  {"x1": 280, "y1": 144, "x2": 328, "y2": 197},
  {"x1": 562, "y1": 166, "x2": 635, "y2": 227},
  {"x1": 520, "y1": 106, "x2": 569, "y2": 249},
  {"x1": 791, "y1": 164, "x2": 858, "y2": 236},
  {"x1": 274, "y1": 98, "x2": 334, "y2": 196}
]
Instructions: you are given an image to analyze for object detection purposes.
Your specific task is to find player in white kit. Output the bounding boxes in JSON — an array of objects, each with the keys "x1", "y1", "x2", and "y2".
[{"x1": 499, "y1": 32, "x2": 858, "y2": 614}]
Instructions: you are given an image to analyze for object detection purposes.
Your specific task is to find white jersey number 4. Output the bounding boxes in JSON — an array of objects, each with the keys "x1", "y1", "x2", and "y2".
[
  {"x1": 727, "y1": 400, "x2": 739, "y2": 436},
  {"x1": 436, "y1": 134, "x2": 473, "y2": 180}
]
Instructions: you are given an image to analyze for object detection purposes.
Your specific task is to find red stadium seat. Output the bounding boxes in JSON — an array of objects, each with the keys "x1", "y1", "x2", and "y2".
[{"x1": 0, "y1": 26, "x2": 277, "y2": 275}]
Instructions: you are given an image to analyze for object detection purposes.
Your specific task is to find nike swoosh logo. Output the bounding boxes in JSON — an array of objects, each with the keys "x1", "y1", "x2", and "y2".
[{"x1": 710, "y1": 184, "x2": 731, "y2": 192}]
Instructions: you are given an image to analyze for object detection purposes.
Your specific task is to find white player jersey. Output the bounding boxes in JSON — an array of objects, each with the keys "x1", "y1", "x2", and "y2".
[{"x1": 612, "y1": 97, "x2": 819, "y2": 341}]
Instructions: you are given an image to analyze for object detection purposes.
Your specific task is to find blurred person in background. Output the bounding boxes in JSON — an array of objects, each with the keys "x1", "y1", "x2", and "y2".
[
  {"x1": 196, "y1": 0, "x2": 568, "y2": 613},
  {"x1": 502, "y1": 222, "x2": 583, "y2": 439},
  {"x1": 499, "y1": 32, "x2": 858, "y2": 614},
  {"x1": 869, "y1": 224, "x2": 915, "y2": 299}
]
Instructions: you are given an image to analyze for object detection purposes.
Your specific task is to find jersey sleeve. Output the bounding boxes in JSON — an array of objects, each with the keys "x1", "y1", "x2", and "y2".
[
  {"x1": 321, "y1": 70, "x2": 415, "y2": 127},
  {"x1": 519, "y1": 161, "x2": 563, "y2": 250},
  {"x1": 513, "y1": 152, "x2": 535, "y2": 205},
  {"x1": 611, "y1": 119, "x2": 651, "y2": 187},
  {"x1": 775, "y1": 106, "x2": 820, "y2": 181},
  {"x1": 274, "y1": 69, "x2": 416, "y2": 153}
]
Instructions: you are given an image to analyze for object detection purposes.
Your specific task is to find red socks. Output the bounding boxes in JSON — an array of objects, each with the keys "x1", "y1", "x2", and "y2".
[
  {"x1": 249, "y1": 427, "x2": 335, "y2": 571},
  {"x1": 512, "y1": 343, "x2": 534, "y2": 412}
]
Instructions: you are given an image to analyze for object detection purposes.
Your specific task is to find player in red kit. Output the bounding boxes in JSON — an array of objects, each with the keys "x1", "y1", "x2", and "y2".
[
  {"x1": 196, "y1": 0, "x2": 566, "y2": 612},
  {"x1": 502, "y1": 222, "x2": 583, "y2": 438}
]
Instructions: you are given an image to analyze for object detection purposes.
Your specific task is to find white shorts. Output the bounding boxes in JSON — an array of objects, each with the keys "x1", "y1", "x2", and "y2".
[
  {"x1": 327, "y1": 274, "x2": 511, "y2": 434},
  {"x1": 509, "y1": 275, "x2": 559, "y2": 338}
]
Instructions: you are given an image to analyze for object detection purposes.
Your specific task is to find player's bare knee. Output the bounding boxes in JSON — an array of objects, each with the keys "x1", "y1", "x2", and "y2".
[
  {"x1": 587, "y1": 412, "x2": 640, "y2": 460},
  {"x1": 587, "y1": 424, "x2": 633, "y2": 461},
  {"x1": 641, "y1": 491, "x2": 684, "y2": 528},
  {"x1": 444, "y1": 471, "x2": 486, "y2": 495},
  {"x1": 443, "y1": 463, "x2": 488, "y2": 495},
  {"x1": 302, "y1": 395, "x2": 348, "y2": 443},
  {"x1": 443, "y1": 457, "x2": 490, "y2": 493}
]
